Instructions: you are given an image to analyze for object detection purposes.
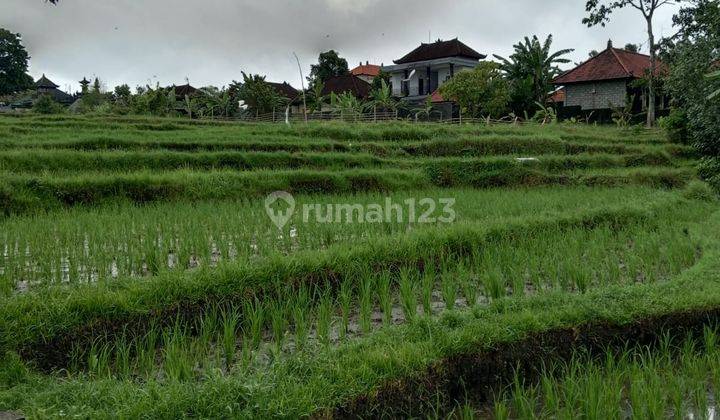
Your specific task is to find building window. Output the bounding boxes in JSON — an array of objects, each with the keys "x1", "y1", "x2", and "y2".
[{"x1": 418, "y1": 79, "x2": 424, "y2": 96}]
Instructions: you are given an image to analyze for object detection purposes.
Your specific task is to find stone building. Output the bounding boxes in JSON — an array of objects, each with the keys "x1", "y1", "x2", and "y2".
[{"x1": 552, "y1": 44, "x2": 668, "y2": 121}]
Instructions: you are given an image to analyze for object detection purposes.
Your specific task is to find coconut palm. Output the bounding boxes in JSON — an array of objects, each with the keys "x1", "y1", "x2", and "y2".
[{"x1": 494, "y1": 34, "x2": 574, "y2": 105}]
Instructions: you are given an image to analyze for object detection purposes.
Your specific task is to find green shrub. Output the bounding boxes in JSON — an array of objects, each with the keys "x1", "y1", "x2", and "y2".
[
  {"x1": 658, "y1": 108, "x2": 690, "y2": 144},
  {"x1": 699, "y1": 157, "x2": 720, "y2": 192},
  {"x1": 32, "y1": 94, "x2": 64, "y2": 115},
  {"x1": 681, "y1": 180, "x2": 717, "y2": 201}
]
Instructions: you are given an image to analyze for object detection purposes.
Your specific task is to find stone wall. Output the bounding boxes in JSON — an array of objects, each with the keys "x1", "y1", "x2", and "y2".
[{"x1": 565, "y1": 80, "x2": 628, "y2": 110}]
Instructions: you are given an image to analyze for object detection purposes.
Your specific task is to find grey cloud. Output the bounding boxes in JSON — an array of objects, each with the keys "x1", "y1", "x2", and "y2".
[{"x1": 0, "y1": 0, "x2": 678, "y2": 93}]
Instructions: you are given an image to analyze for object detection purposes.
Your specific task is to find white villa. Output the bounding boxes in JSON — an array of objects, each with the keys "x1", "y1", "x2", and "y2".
[{"x1": 382, "y1": 38, "x2": 486, "y2": 102}]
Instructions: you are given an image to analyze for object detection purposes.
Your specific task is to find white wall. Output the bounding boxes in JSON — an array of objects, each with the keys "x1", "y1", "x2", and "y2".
[{"x1": 389, "y1": 64, "x2": 477, "y2": 97}]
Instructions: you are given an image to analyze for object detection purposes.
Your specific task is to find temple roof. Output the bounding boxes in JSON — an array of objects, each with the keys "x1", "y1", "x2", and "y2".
[{"x1": 35, "y1": 74, "x2": 59, "y2": 89}]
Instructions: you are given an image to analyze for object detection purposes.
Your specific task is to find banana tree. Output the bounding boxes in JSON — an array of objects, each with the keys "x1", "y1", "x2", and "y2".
[
  {"x1": 413, "y1": 97, "x2": 435, "y2": 122},
  {"x1": 308, "y1": 81, "x2": 327, "y2": 113},
  {"x1": 494, "y1": 34, "x2": 573, "y2": 105},
  {"x1": 369, "y1": 79, "x2": 397, "y2": 120},
  {"x1": 330, "y1": 92, "x2": 366, "y2": 121}
]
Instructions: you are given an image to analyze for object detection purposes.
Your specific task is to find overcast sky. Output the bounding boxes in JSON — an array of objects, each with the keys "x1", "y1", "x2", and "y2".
[{"x1": 1, "y1": 0, "x2": 680, "y2": 94}]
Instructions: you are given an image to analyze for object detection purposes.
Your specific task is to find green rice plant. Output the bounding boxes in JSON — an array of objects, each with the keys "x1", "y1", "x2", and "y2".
[
  {"x1": 114, "y1": 335, "x2": 132, "y2": 380},
  {"x1": 493, "y1": 401, "x2": 510, "y2": 420},
  {"x1": 243, "y1": 298, "x2": 265, "y2": 349},
  {"x1": 509, "y1": 267, "x2": 527, "y2": 298},
  {"x1": 359, "y1": 276, "x2": 373, "y2": 334},
  {"x1": 493, "y1": 328, "x2": 720, "y2": 420},
  {"x1": 569, "y1": 263, "x2": 592, "y2": 293},
  {"x1": 87, "y1": 340, "x2": 113, "y2": 379},
  {"x1": 221, "y1": 306, "x2": 240, "y2": 369},
  {"x1": 316, "y1": 291, "x2": 333, "y2": 346},
  {"x1": 377, "y1": 272, "x2": 393, "y2": 326},
  {"x1": 135, "y1": 326, "x2": 158, "y2": 379},
  {"x1": 483, "y1": 267, "x2": 506, "y2": 301},
  {"x1": 398, "y1": 268, "x2": 417, "y2": 323},
  {"x1": 239, "y1": 338, "x2": 253, "y2": 370},
  {"x1": 420, "y1": 262, "x2": 436, "y2": 316},
  {"x1": 440, "y1": 269, "x2": 458, "y2": 311},
  {"x1": 162, "y1": 326, "x2": 193, "y2": 382},
  {"x1": 198, "y1": 306, "x2": 220, "y2": 352},
  {"x1": 455, "y1": 404, "x2": 476, "y2": 420},
  {"x1": 0, "y1": 185, "x2": 686, "y2": 289},
  {"x1": 459, "y1": 264, "x2": 479, "y2": 307},
  {"x1": 293, "y1": 286, "x2": 312, "y2": 348},
  {"x1": 510, "y1": 371, "x2": 537, "y2": 418},
  {"x1": 337, "y1": 281, "x2": 353, "y2": 340},
  {"x1": 269, "y1": 300, "x2": 288, "y2": 352}
]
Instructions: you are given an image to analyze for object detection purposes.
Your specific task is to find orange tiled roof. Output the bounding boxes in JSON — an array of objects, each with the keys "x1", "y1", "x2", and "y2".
[{"x1": 351, "y1": 64, "x2": 381, "y2": 78}]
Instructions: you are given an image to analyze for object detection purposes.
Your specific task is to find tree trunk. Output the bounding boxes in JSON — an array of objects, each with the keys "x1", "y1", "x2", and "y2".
[{"x1": 646, "y1": 15, "x2": 656, "y2": 127}]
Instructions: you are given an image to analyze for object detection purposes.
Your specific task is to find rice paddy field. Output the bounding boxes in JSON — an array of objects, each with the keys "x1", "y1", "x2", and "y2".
[{"x1": 0, "y1": 114, "x2": 719, "y2": 418}]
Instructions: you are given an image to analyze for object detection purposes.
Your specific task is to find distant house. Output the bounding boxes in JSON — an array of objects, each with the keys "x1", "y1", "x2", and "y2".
[
  {"x1": 11, "y1": 74, "x2": 74, "y2": 109},
  {"x1": 552, "y1": 44, "x2": 668, "y2": 120},
  {"x1": 165, "y1": 84, "x2": 199, "y2": 115},
  {"x1": 320, "y1": 74, "x2": 372, "y2": 100},
  {"x1": 170, "y1": 84, "x2": 198, "y2": 99},
  {"x1": 351, "y1": 62, "x2": 381, "y2": 84},
  {"x1": 34, "y1": 75, "x2": 75, "y2": 105},
  {"x1": 382, "y1": 38, "x2": 486, "y2": 102},
  {"x1": 267, "y1": 81, "x2": 305, "y2": 114}
]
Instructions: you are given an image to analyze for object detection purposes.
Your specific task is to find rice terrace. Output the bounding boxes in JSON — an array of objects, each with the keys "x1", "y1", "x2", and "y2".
[{"x1": 1, "y1": 0, "x2": 720, "y2": 419}]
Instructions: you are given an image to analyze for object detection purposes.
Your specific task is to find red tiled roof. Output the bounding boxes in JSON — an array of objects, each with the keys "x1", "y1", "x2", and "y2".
[
  {"x1": 321, "y1": 74, "x2": 372, "y2": 99},
  {"x1": 394, "y1": 38, "x2": 485, "y2": 64},
  {"x1": 548, "y1": 88, "x2": 565, "y2": 103},
  {"x1": 430, "y1": 89, "x2": 451, "y2": 103},
  {"x1": 553, "y1": 48, "x2": 665, "y2": 85},
  {"x1": 351, "y1": 64, "x2": 381, "y2": 78}
]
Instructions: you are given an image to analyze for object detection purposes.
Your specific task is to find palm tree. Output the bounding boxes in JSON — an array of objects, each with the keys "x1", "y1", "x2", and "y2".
[{"x1": 494, "y1": 34, "x2": 574, "y2": 105}]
